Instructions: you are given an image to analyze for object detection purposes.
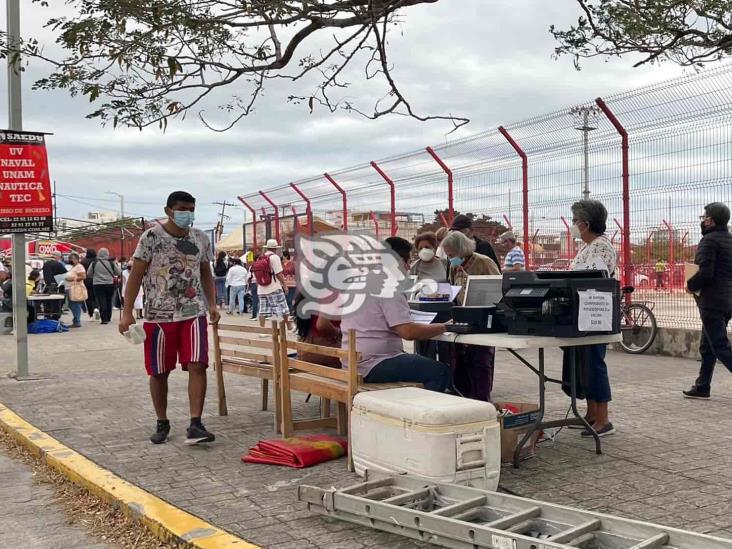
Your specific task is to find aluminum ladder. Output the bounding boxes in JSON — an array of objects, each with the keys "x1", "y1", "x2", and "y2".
[{"x1": 298, "y1": 472, "x2": 732, "y2": 549}]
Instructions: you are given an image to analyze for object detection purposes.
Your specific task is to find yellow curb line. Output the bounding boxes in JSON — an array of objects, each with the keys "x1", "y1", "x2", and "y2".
[{"x1": 0, "y1": 402, "x2": 259, "y2": 549}]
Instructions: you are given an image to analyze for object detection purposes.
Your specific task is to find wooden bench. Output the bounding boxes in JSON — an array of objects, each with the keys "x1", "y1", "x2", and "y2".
[
  {"x1": 276, "y1": 324, "x2": 422, "y2": 470},
  {"x1": 212, "y1": 321, "x2": 290, "y2": 431}
]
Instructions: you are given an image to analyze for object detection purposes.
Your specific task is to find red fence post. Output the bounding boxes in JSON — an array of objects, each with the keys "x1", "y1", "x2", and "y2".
[
  {"x1": 425, "y1": 147, "x2": 454, "y2": 226},
  {"x1": 596, "y1": 98, "x2": 631, "y2": 294},
  {"x1": 663, "y1": 219, "x2": 675, "y2": 288},
  {"x1": 560, "y1": 216, "x2": 574, "y2": 260},
  {"x1": 369, "y1": 211, "x2": 380, "y2": 240},
  {"x1": 370, "y1": 161, "x2": 397, "y2": 236},
  {"x1": 259, "y1": 190, "x2": 281, "y2": 243},
  {"x1": 289, "y1": 183, "x2": 313, "y2": 236},
  {"x1": 498, "y1": 126, "x2": 530, "y2": 271},
  {"x1": 238, "y1": 197, "x2": 257, "y2": 251},
  {"x1": 502, "y1": 214, "x2": 513, "y2": 230},
  {"x1": 292, "y1": 206, "x2": 299, "y2": 236},
  {"x1": 613, "y1": 218, "x2": 624, "y2": 276},
  {"x1": 324, "y1": 173, "x2": 348, "y2": 231}
]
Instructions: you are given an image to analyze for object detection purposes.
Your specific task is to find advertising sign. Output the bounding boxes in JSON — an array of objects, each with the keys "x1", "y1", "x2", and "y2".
[{"x1": 0, "y1": 130, "x2": 53, "y2": 233}]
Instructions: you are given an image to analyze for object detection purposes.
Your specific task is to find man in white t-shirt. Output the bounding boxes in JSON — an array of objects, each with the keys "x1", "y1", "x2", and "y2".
[{"x1": 252, "y1": 239, "x2": 291, "y2": 328}]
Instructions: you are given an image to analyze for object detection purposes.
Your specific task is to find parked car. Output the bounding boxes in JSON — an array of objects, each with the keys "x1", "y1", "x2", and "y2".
[{"x1": 634, "y1": 272, "x2": 650, "y2": 288}]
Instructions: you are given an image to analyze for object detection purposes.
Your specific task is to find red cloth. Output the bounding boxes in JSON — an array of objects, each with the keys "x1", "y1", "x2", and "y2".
[{"x1": 242, "y1": 435, "x2": 348, "y2": 468}]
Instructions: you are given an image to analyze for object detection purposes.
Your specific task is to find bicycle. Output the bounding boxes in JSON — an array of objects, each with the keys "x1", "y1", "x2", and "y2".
[{"x1": 619, "y1": 286, "x2": 658, "y2": 354}]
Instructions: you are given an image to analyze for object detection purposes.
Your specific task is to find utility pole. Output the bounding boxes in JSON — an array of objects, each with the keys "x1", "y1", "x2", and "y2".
[
  {"x1": 571, "y1": 105, "x2": 599, "y2": 200},
  {"x1": 213, "y1": 200, "x2": 236, "y2": 242},
  {"x1": 7, "y1": 0, "x2": 28, "y2": 378},
  {"x1": 52, "y1": 180, "x2": 57, "y2": 236}
]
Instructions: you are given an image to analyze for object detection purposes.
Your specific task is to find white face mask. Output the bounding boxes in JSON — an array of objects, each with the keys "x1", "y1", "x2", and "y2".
[
  {"x1": 418, "y1": 248, "x2": 435, "y2": 262},
  {"x1": 570, "y1": 223, "x2": 583, "y2": 240}
]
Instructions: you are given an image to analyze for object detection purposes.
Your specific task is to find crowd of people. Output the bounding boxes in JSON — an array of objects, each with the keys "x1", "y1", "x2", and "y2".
[
  {"x1": 4, "y1": 189, "x2": 730, "y2": 450},
  {"x1": 0, "y1": 247, "x2": 141, "y2": 329},
  {"x1": 109, "y1": 191, "x2": 622, "y2": 446}
]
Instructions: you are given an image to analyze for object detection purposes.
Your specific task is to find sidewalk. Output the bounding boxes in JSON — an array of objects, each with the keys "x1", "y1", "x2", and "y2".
[
  {"x1": 0, "y1": 449, "x2": 109, "y2": 549},
  {"x1": 1, "y1": 317, "x2": 732, "y2": 547}
]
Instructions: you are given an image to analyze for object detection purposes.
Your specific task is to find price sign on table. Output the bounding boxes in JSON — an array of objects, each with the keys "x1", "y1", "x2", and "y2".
[{"x1": 577, "y1": 290, "x2": 613, "y2": 332}]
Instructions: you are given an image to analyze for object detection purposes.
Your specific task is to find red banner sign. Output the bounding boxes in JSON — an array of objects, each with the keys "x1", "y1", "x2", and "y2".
[{"x1": 0, "y1": 130, "x2": 53, "y2": 233}]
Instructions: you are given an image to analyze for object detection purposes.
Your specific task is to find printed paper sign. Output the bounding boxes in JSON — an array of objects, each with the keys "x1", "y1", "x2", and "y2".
[
  {"x1": 0, "y1": 130, "x2": 53, "y2": 233},
  {"x1": 578, "y1": 290, "x2": 613, "y2": 332}
]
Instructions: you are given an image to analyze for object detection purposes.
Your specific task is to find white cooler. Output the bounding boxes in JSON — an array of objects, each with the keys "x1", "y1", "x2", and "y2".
[{"x1": 350, "y1": 387, "x2": 501, "y2": 490}]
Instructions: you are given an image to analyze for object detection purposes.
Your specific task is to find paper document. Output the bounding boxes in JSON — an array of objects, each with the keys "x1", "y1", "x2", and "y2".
[
  {"x1": 54, "y1": 273, "x2": 67, "y2": 287},
  {"x1": 684, "y1": 263, "x2": 701, "y2": 297},
  {"x1": 577, "y1": 290, "x2": 613, "y2": 332},
  {"x1": 410, "y1": 311, "x2": 438, "y2": 325},
  {"x1": 684, "y1": 263, "x2": 699, "y2": 282},
  {"x1": 450, "y1": 285, "x2": 462, "y2": 301}
]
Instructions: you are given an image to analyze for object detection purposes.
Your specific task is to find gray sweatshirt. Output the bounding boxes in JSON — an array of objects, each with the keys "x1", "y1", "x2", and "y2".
[{"x1": 87, "y1": 258, "x2": 121, "y2": 286}]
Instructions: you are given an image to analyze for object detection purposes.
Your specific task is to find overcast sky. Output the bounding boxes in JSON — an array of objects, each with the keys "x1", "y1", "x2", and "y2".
[{"x1": 0, "y1": 0, "x2": 695, "y2": 233}]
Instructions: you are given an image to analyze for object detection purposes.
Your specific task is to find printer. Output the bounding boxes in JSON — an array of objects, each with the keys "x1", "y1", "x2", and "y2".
[
  {"x1": 447, "y1": 276, "x2": 507, "y2": 334},
  {"x1": 501, "y1": 270, "x2": 620, "y2": 337}
]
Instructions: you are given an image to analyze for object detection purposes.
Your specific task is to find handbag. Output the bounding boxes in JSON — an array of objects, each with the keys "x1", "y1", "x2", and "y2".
[
  {"x1": 94, "y1": 259, "x2": 121, "y2": 285},
  {"x1": 69, "y1": 282, "x2": 88, "y2": 302}
]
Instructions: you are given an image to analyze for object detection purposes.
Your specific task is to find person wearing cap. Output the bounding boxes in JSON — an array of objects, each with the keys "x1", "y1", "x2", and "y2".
[
  {"x1": 498, "y1": 231, "x2": 525, "y2": 272},
  {"x1": 42, "y1": 251, "x2": 67, "y2": 288},
  {"x1": 450, "y1": 214, "x2": 501, "y2": 271},
  {"x1": 253, "y1": 239, "x2": 291, "y2": 329}
]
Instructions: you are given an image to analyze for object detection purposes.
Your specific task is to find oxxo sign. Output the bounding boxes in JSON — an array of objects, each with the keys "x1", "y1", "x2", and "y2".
[
  {"x1": 36, "y1": 241, "x2": 59, "y2": 256},
  {"x1": 0, "y1": 130, "x2": 53, "y2": 233}
]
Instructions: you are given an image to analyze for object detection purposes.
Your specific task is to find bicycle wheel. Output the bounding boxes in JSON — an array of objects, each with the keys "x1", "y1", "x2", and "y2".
[{"x1": 620, "y1": 303, "x2": 658, "y2": 354}]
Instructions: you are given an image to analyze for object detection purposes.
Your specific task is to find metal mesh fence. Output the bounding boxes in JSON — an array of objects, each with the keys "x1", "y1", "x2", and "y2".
[{"x1": 240, "y1": 64, "x2": 732, "y2": 329}]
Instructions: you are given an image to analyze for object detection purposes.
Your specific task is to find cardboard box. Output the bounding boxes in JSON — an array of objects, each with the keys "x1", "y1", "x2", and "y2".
[{"x1": 495, "y1": 402, "x2": 540, "y2": 464}]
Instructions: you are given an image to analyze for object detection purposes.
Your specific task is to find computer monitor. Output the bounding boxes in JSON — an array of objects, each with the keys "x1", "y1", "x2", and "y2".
[{"x1": 463, "y1": 275, "x2": 503, "y2": 307}]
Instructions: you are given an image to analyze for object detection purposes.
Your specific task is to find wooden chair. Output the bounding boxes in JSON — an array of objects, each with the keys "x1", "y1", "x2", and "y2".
[
  {"x1": 212, "y1": 321, "x2": 290, "y2": 432},
  {"x1": 276, "y1": 324, "x2": 424, "y2": 470}
]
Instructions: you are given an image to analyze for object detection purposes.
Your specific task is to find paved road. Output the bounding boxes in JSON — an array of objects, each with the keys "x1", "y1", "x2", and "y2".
[
  {"x1": 2, "y1": 314, "x2": 732, "y2": 547},
  {"x1": 0, "y1": 450, "x2": 108, "y2": 549}
]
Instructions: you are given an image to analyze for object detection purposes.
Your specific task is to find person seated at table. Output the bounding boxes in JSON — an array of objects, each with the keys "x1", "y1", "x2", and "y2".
[
  {"x1": 441, "y1": 230, "x2": 500, "y2": 402},
  {"x1": 293, "y1": 292, "x2": 342, "y2": 368},
  {"x1": 566, "y1": 199, "x2": 617, "y2": 438},
  {"x1": 26, "y1": 269, "x2": 41, "y2": 296},
  {"x1": 340, "y1": 237, "x2": 451, "y2": 392},
  {"x1": 0, "y1": 271, "x2": 36, "y2": 324},
  {"x1": 0, "y1": 271, "x2": 10, "y2": 310}
]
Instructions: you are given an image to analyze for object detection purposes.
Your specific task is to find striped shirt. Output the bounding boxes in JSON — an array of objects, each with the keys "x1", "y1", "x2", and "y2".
[{"x1": 504, "y1": 246, "x2": 525, "y2": 270}]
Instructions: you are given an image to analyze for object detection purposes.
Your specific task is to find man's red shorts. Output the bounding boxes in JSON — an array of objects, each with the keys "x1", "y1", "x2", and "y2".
[{"x1": 143, "y1": 316, "x2": 209, "y2": 376}]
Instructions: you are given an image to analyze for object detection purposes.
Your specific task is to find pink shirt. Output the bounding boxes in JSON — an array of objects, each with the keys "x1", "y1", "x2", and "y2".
[{"x1": 340, "y1": 293, "x2": 413, "y2": 377}]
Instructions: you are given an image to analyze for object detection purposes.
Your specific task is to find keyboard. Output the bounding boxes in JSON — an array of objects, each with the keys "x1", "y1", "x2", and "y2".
[{"x1": 445, "y1": 323, "x2": 474, "y2": 334}]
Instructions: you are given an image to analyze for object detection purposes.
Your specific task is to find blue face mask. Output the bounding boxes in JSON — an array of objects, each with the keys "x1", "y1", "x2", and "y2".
[
  {"x1": 172, "y1": 211, "x2": 195, "y2": 229},
  {"x1": 449, "y1": 257, "x2": 464, "y2": 267}
]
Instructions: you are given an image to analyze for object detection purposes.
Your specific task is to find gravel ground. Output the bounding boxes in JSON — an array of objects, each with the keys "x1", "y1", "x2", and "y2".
[{"x1": 0, "y1": 428, "x2": 174, "y2": 549}]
